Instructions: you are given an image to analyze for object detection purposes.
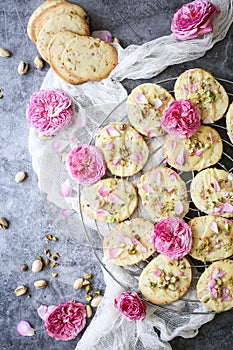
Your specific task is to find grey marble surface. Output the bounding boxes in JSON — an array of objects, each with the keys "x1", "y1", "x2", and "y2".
[{"x1": 0, "y1": 0, "x2": 233, "y2": 349}]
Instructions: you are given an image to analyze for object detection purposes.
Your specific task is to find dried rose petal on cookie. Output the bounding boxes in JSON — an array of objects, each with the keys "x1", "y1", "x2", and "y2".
[
  {"x1": 26, "y1": 88, "x2": 74, "y2": 136},
  {"x1": 151, "y1": 217, "x2": 192, "y2": 260},
  {"x1": 161, "y1": 99, "x2": 201, "y2": 138},
  {"x1": 66, "y1": 144, "x2": 106, "y2": 186}
]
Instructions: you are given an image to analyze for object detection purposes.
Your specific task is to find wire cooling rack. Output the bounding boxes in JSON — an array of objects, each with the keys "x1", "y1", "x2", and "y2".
[{"x1": 78, "y1": 77, "x2": 233, "y2": 314}]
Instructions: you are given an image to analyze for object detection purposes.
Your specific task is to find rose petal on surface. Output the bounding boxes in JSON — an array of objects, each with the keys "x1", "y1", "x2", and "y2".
[
  {"x1": 114, "y1": 292, "x2": 147, "y2": 321},
  {"x1": 130, "y1": 152, "x2": 142, "y2": 163},
  {"x1": 154, "y1": 98, "x2": 163, "y2": 109},
  {"x1": 51, "y1": 139, "x2": 68, "y2": 152},
  {"x1": 153, "y1": 170, "x2": 161, "y2": 185},
  {"x1": 108, "y1": 193, "x2": 125, "y2": 204},
  {"x1": 222, "y1": 202, "x2": 233, "y2": 213},
  {"x1": 61, "y1": 209, "x2": 75, "y2": 217},
  {"x1": 97, "y1": 186, "x2": 111, "y2": 197},
  {"x1": 107, "y1": 247, "x2": 124, "y2": 259},
  {"x1": 17, "y1": 321, "x2": 35, "y2": 337},
  {"x1": 106, "y1": 126, "x2": 120, "y2": 137},
  {"x1": 134, "y1": 92, "x2": 148, "y2": 104},
  {"x1": 154, "y1": 269, "x2": 162, "y2": 277},
  {"x1": 96, "y1": 209, "x2": 110, "y2": 217},
  {"x1": 117, "y1": 232, "x2": 132, "y2": 244},
  {"x1": 174, "y1": 200, "x2": 184, "y2": 215},
  {"x1": 175, "y1": 148, "x2": 187, "y2": 165},
  {"x1": 131, "y1": 237, "x2": 147, "y2": 253},
  {"x1": 92, "y1": 30, "x2": 113, "y2": 43},
  {"x1": 209, "y1": 221, "x2": 218, "y2": 234},
  {"x1": 113, "y1": 157, "x2": 121, "y2": 166},
  {"x1": 195, "y1": 148, "x2": 205, "y2": 156},
  {"x1": 169, "y1": 171, "x2": 177, "y2": 180},
  {"x1": 61, "y1": 179, "x2": 72, "y2": 197},
  {"x1": 37, "y1": 305, "x2": 57, "y2": 320},
  {"x1": 142, "y1": 183, "x2": 154, "y2": 192},
  {"x1": 211, "y1": 178, "x2": 221, "y2": 192}
]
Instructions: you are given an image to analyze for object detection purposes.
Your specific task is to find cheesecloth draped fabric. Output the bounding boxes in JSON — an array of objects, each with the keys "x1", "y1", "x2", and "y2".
[{"x1": 27, "y1": 0, "x2": 233, "y2": 349}]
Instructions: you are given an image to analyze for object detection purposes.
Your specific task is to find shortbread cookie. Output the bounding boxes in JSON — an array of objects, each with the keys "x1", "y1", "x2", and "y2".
[
  {"x1": 36, "y1": 13, "x2": 90, "y2": 61},
  {"x1": 139, "y1": 254, "x2": 192, "y2": 305},
  {"x1": 226, "y1": 102, "x2": 233, "y2": 144},
  {"x1": 103, "y1": 218, "x2": 155, "y2": 266},
  {"x1": 80, "y1": 178, "x2": 138, "y2": 223},
  {"x1": 27, "y1": 0, "x2": 64, "y2": 43},
  {"x1": 35, "y1": 1, "x2": 89, "y2": 42},
  {"x1": 189, "y1": 215, "x2": 233, "y2": 262},
  {"x1": 47, "y1": 30, "x2": 81, "y2": 84},
  {"x1": 61, "y1": 36, "x2": 118, "y2": 83},
  {"x1": 95, "y1": 122, "x2": 149, "y2": 177},
  {"x1": 190, "y1": 168, "x2": 233, "y2": 218},
  {"x1": 137, "y1": 166, "x2": 189, "y2": 222},
  {"x1": 197, "y1": 259, "x2": 233, "y2": 312},
  {"x1": 174, "y1": 68, "x2": 229, "y2": 123},
  {"x1": 163, "y1": 125, "x2": 223, "y2": 172},
  {"x1": 127, "y1": 83, "x2": 174, "y2": 137}
]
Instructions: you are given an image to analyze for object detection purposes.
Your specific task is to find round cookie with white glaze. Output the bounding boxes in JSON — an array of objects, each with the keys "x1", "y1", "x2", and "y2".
[
  {"x1": 190, "y1": 168, "x2": 233, "y2": 218},
  {"x1": 189, "y1": 215, "x2": 233, "y2": 262},
  {"x1": 103, "y1": 218, "x2": 155, "y2": 266},
  {"x1": 163, "y1": 125, "x2": 223, "y2": 172},
  {"x1": 139, "y1": 254, "x2": 192, "y2": 305},
  {"x1": 197, "y1": 259, "x2": 233, "y2": 312},
  {"x1": 226, "y1": 102, "x2": 233, "y2": 144},
  {"x1": 95, "y1": 122, "x2": 149, "y2": 177},
  {"x1": 80, "y1": 178, "x2": 138, "y2": 223},
  {"x1": 127, "y1": 83, "x2": 174, "y2": 137},
  {"x1": 137, "y1": 166, "x2": 189, "y2": 222},
  {"x1": 174, "y1": 68, "x2": 229, "y2": 123}
]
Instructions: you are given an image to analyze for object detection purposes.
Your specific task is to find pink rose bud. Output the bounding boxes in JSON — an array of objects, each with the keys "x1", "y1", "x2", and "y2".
[
  {"x1": 161, "y1": 99, "x2": 201, "y2": 138},
  {"x1": 66, "y1": 144, "x2": 106, "y2": 186},
  {"x1": 114, "y1": 292, "x2": 147, "y2": 321},
  {"x1": 26, "y1": 88, "x2": 74, "y2": 136},
  {"x1": 151, "y1": 217, "x2": 193, "y2": 260},
  {"x1": 44, "y1": 300, "x2": 86, "y2": 341},
  {"x1": 171, "y1": 0, "x2": 220, "y2": 41}
]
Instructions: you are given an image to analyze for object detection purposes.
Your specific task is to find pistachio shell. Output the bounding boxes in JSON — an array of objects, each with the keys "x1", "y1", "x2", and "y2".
[
  {"x1": 0, "y1": 48, "x2": 11, "y2": 57},
  {"x1": 15, "y1": 171, "x2": 26, "y2": 183},
  {"x1": 91, "y1": 295, "x2": 103, "y2": 307},
  {"x1": 73, "y1": 278, "x2": 83, "y2": 290},
  {"x1": 0, "y1": 217, "x2": 9, "y2": 230},
  {"x1": 34, "y1": 56, "x2": 44, "y2": 69},
  {"x1": 86, "y1": 304, "x2": 92, "y2": 318},
  {"x1": 15, "y1": 285, "x2": 28, "y2": 296},
  {"x1": 32, "y1": 259, "x2": 43, "y2": 273},
  {"x1": 18, "y1": 61, "x2": 29, "y2": 75},
  {"x1": 34, "y1": 280, "x2": 47, "y2": 289}
]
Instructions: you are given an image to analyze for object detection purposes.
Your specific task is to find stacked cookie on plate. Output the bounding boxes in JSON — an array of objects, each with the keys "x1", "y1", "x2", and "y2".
[
  {"x1": 65, "y1": 66, "x2": 233, "y2": 310},
  {"x1": 27, "y1": 0, "x2": 118, "y2": 84}
]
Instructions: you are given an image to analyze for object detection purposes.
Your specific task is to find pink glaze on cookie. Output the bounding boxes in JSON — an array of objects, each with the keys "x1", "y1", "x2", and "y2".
[
  {"x1": 151, "y1": 217, "x2": 192, "y2": 260},
  {"x1": 26, "y1": 88, "x2": 74, "y2": 136},
  {"x1": 66, "y1": 144, "x2": 106, "y2": 186},
  {"x1": 161, "y1": 99, "x2": 201, "y2": 138}
]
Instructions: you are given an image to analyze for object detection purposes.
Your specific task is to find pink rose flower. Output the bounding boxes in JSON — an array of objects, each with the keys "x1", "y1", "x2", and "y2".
[
  {"x1": 161, "y1": 99, "x2": 201, "y2": 138},
  {"x1": 114, "y1": 292, "x2": 147, "y2": 321},
  {"x1": 66, "y1": 144, "x2": 106, "y2": 186},
  {"x1": 44, "y1": 300, "x2": 86, "y2": 341},
  {"x1": 171, "y1": 0, "x2": 220, "y2": 41},
  {"x1": 151, "y1": 217, "x2": 192, "y2": 260},
  {"x1": 26, "y1": 88, "x2": 74, "y2": 136}
]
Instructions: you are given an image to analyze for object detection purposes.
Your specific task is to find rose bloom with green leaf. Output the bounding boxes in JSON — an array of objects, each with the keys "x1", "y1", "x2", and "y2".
[{"x1": 171, "y1": 0, "x2": 220, "y2": 41}]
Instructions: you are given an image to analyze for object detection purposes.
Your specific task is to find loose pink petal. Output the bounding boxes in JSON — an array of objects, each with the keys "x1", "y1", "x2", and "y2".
[
  {"x1": 61, "y1": 179, "x2": 72, "y2": 197},
  {"x1": 130, "y1": 152, "x2": 142, "y2": 163},
  {"x1": 92, "y1": 200, "x2": 100, "y2": 210},
  {"x1": 131, "y1": 237, "x2": 147, "y2": 253},
  {"x1": 97, "y1": 186, "x2": 111, "y2": 197},
  {"x1": 134, "y1": 92, "x2": 148, "y2": 104},
  {"x1": 96, "y1": 209, "x2": 110, "y2": 217},
  {"x1": 154, "y1": 269, "x2": 162, "y2": 276},
  {"x1": 92, "y1": 30, "x2": 113, "y2": 43},
  {"x1": 142, "y1": 183, "x2": 154, "y2": 192},
  {"x1": 113, "y1": 157, "x2": 121, "y2": 166},
  {"x1": 154, "y1": 98, "x2": 163, "y2": 109},
  {"x1": 209, "y1": 221, "x2": 218, "y2": 234},
  {"x1": 108, "y1": 141, "x2": 114, "y2": 150},
  {"x1": 106, "y1": 126, "x2": 120, "y2": 137},
  {"x1": 37, "y1": 305, "x2": 48, "y2": 320},
  {"x1": 195, "y1": 148, "x2": 205, "y2": 156},
  {"x1": 153, "y1": 170, "x2": 161, "y2": 185},
  {"x1": 108, "y1": 193, "x2": 125, "y2": 204},
  {"x1": 75, "y1": 112, "x2": 86, "y2": 128},
  {"x1": 222, "y1": 202, "x2": 233, "y2": 213},
  {"x1": 117, "y1": 232, "x2": 132, "y2": 244},
  {"x1": 17, "y1": 321, "x2": 35, "y2": 337},
  {"x1": 208, "y1": 131, "x2": 215, "y2": 144},
  {"x1": 174, "y1": 200, "x2": 184, "y2": 215},
  {"x1": 175, "y1": 148, "x2": 187, "y2": 165},
  {"x1": 107, "y1": 247, "x2": 124, "y2": 259},
  {"x1": 170, "y1": 139, "x2": 176, "y2": 150},
  {"x1": 169, "y1": 171, "x2": 177, "y2": 180},
  {"x1": 61, "y1": 209, "x2": 75, "y2": 217},
  {"x1": 212, "y1": 178, "x2": 221, "y2": 192},
  {"x1": 51, "y1": 139, "x2": 68, "y2": 152}
]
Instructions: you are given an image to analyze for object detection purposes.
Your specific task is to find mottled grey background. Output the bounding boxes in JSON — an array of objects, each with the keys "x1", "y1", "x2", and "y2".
[{"x1": 0, "y1": 1, "x2": 233, "y2": 349}]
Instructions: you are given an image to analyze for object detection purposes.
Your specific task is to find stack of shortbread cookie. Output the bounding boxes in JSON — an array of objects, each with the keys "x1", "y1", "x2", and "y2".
[{"x1": 27, "y1": 0, "x2": 118, "y2": 84}]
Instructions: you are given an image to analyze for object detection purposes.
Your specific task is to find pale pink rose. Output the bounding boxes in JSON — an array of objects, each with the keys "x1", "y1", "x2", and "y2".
[
  {"x1": 151, "y1": 217, "x2": 192, "y2": 260},
  {"x1": 44, "y1": 301, "x2": 86, "y2": 341},
  {"x1": 26, "y1": 88, "x2": 74, "y2": 136},
  {"x1": 171, "y1": 0, "x2": 220, "y2": 41},
  {"x1": 161, "y1": 99, "x2": 201, "y2": 138},
  {"x1": 66, "y1": 144, "x2": 106, "y2": 186},
  {"x1": 114, "y1": 292, "x2": 147, "y2": 321}
]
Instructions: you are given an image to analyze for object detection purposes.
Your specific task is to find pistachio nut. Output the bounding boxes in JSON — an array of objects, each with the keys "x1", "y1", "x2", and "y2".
[
  {"x1": 15, "y1": 285, "x2": 28, "y2": 296},
  {"x1": 86, "y1": 304, "x2": 92, "y2": 318},
  {"x1": 18, "y1": 61, "x2": 29, "y2": 75},
  {"x1": 38, "y1": 133, "x2": 53, "y2": 140},
  {"x1": 34, "y1": 280, "x2": 47, "y2": 289},
  {"x1": 73, "y1": 278, "x2": 83, "y2": 290},
  {"x1": 0, "y1": 48, "x2": 11, "y2": 58},
  {"x1": 32, "y1": 259, "x2": 43, "y2": 273},
  {"x1": 15, "y1": 171, "x2": 26, "y2": 183},
  {"x1": 91, "y1": 295, "x2": 103, "y2": 307},
  {"x1": 113, "y1": 37, "x2": 120, "y2": 44},
  {"x1": 0, "y1": 217, "x2": 9, "y2": 230},
  {"x1": 34, "y1": 56, "x2": 44, "y2": 69}
]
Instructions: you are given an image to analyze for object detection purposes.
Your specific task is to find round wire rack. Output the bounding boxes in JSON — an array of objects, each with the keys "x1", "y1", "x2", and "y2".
[{"x1": 78, "y1": 76, "x2": 233, "y2": 314}]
